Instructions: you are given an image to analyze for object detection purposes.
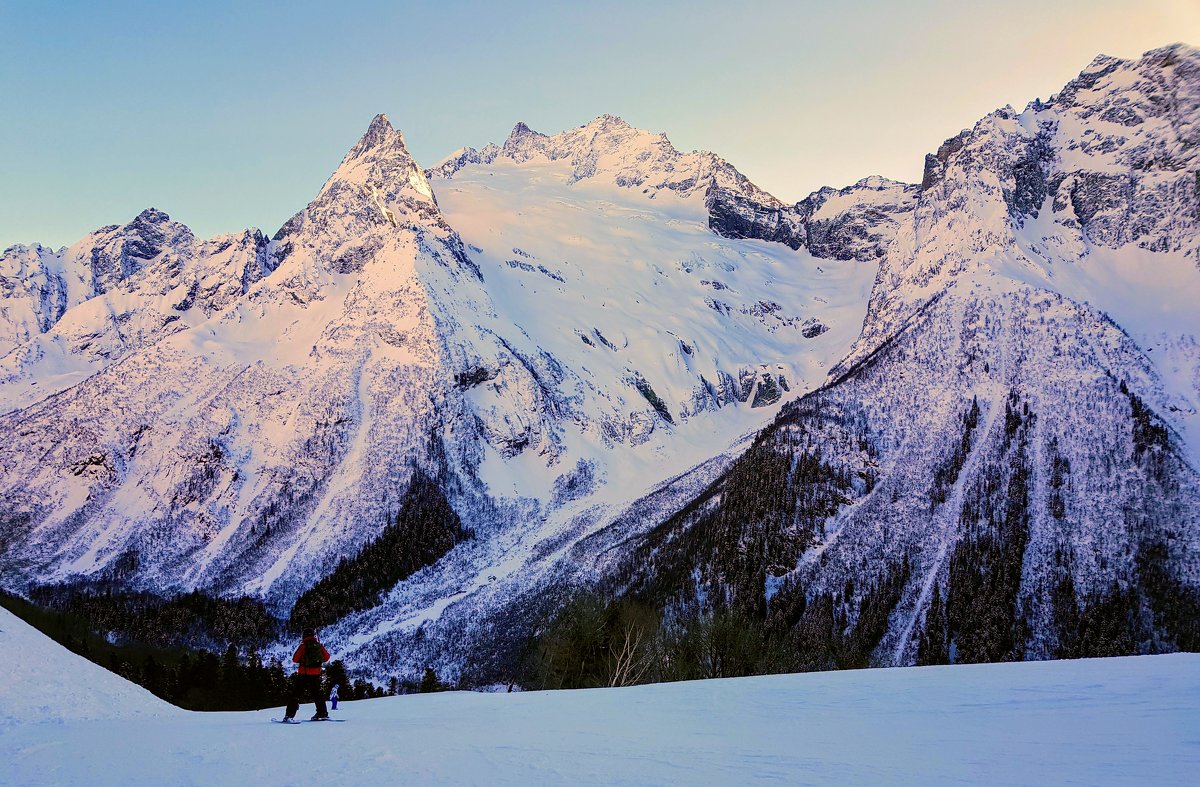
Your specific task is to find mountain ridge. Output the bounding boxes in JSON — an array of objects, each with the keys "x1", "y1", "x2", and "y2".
[{"x1": 0, "y1": 43, "x2": 1197, "y2": 685}]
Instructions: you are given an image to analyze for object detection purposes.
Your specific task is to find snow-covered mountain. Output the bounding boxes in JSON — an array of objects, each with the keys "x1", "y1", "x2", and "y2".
[
  {"x1": 597, "y1": 42, "x2": 1200, "y2": 669},
  {"x1": 1, "y1": 44, "x2": 1197, "y2": 683},
  {"x1": 0, "y1": 109, "x2": 880, "y2": 611},
  {"x1": 432, "y1": 114, "x2": 919, "y2": 261},
  {"x1": 0, "y1": 211, "x2": 274, "y2": 411}
]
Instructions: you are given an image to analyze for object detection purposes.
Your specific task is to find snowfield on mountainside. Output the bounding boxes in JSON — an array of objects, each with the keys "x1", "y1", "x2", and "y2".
[{"x1": 2, "y1": 606, "x2": 1198, "y2": 786}]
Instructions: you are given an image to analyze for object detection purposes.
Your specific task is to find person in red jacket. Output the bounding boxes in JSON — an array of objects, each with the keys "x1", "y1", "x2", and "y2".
[{"x1": 284, "y1": 627, "x2": 331, "y2": 721}]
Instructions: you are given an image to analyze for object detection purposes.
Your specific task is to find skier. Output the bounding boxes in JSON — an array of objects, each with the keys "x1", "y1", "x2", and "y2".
[
  {"x1": 330, "y1": 684, "x2": 339, "y2": 711},
  {"x1": 283, "y1": 627, "x2": 331, "y2": 722}
]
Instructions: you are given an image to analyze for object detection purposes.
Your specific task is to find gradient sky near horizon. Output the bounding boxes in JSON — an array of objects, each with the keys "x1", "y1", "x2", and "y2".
[{"x1": 2, "y1": 0, "x2": 1197, "y2": 248}]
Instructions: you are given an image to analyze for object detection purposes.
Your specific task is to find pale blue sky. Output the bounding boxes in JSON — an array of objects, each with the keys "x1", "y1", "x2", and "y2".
[{"x1": 1, "y1": 0, "x2": 1196, "y2": 248}]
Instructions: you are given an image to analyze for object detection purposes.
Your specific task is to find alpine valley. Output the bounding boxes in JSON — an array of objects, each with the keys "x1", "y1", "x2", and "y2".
[{"x1": 2, "y1": 44, "x2": 1198, "y2": 686}]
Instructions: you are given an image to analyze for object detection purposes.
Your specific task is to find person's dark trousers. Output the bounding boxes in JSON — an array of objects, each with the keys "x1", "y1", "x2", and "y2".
[{"x1": 285, "y1": 673, "x2": 328, "y2": 719}]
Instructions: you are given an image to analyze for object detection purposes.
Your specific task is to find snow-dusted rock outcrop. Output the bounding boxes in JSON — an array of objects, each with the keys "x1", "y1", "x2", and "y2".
[
  {"x1": 840, "y1": 43, "x2": 1200, "y2": 377},
  {"x1": 0, "y1": 210, "x2": 275, "y2": 412}
]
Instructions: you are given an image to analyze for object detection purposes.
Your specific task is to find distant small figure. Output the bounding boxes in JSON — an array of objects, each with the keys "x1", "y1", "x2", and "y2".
[
  {"x1": 330, "y1": 683, "x2": 340, "y2": 711},
  {"x1": 283, "y1": 627, "x2": 331, "y2": 721}
]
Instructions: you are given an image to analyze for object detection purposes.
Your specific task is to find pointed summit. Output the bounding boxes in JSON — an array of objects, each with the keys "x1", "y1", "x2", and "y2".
[
  {"x1": 501, "y1": 121, "x2": 549, "y2": 162},
  {"x1": 585, "y1": 114, "x2": 631, "y2": 130},
  {"x1": 272, "y1": 113, "x2": 441, "y2": 243},
  {"x1": 344, "y1": 113, "x2": 410, "y2": 163},
  {"x1": 504, "y1": 121, "x2": 545, "y2": 149},
  {"x1": 323, "y1": 113, "x2": 435, "y2": 205},
  {"x1": 510, "y1": 121, "x2": 539, "y2": 138},
  {"x1": 132, "y1": 207, "x2": 172, "y2": 225}
]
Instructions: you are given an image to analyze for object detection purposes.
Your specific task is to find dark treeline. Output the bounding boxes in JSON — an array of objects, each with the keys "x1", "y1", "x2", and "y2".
[
  {"x1": 942, "y1": 392, "x2": 1034, "y2": 664},
  {"x1": 930, "y1": 396, "x2": 981, "y2": 509},
  {"x1": 29, "y1": 584, "x2": 278, "y2": 652},
  {"x1": 520, "y1": 593, "x2": 787, "y2": 690},
  {"x1": 918, "y1": 391, "x2": 1200, "y2": 665},
  {"x1": 289, "y1": 467, "x2": 473, "y2": 632},
  {"x1": 521, "y1": 564, "x2": 909, "y2": 691},
  {"x1": 624, "y1": 418, "x2": 860, "y2": 621}
]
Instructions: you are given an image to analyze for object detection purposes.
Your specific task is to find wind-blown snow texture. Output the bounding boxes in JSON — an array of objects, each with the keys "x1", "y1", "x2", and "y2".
[
  {"x1": 1, "y1": 45, "x2": 1198, "y2": 681},
  {"x1": 2, "y1": 607, "x2": 1197, "y2": 785},
  {"x1": 0, "y1": 607, "x2": 180, "y2": 725}
]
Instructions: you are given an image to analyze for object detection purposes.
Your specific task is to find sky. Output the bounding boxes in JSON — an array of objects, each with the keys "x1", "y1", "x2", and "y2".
[{"x1": 1, "y1": 0, "x2": 1197, "y2": 249}]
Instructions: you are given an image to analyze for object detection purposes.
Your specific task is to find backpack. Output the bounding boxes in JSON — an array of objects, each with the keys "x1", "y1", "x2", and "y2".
[{"x1": 302, "y1": 639, "x2": 325, "y2": 670}]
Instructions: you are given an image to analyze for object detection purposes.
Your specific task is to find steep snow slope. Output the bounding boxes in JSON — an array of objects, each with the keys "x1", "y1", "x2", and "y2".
[
  {"x1": 3, "y1": 609, "x2": 1198, "y2": 785},
  {"x1": 0, "y1": 606, "x2": 178, "y2": 725},
  {"x1": 430, "y1": 147, "x2": 879, "y2": 501}
]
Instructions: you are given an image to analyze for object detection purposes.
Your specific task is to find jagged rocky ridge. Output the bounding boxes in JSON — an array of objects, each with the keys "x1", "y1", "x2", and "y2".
[
  {"x1": 432, "y1": 115, "x2": 918, "y2": 262},
  {"x1": 0, "y1": 211, "x2": 275, "y2": 410},
  {"x1": 1, "y1": 44, "x2": 1198, "y2": 683}
]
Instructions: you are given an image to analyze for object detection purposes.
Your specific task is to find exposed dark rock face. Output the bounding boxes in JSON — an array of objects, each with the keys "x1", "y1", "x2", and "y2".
[
  {"x1": 922, "y1": 131, "x2": 971, "y2": 190},
  {"x1": 793, "y1": 177, "x2": 919, "y2": 261},
  {"x1": 706, "y1": 176, "x2": 920, "y2": 262},
  {"x1": 704, "y1": 185, "x2": 806, "y2": 249},
  {"x1": 1008, "y1": 133, "x2": 1054, "y2": 219},
  {"x1": 87, "y1": 208, "x2": 195, "y2": 295}
]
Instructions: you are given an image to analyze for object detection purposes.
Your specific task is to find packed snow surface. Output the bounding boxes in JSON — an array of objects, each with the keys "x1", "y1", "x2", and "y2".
[
  {"x1": 3, "y1": 608, "x2": 1198, "y2": 785},
  {"x1": 0, "y1": 607, "x2": 180, "y2": 725}
]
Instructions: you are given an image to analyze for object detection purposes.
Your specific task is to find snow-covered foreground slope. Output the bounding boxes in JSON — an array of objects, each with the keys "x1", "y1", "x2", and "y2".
[
  {"x1": 2, "y1": 606, "x2": 1198, "y2": 785},
  {"x1": 0, "y1": 607, "x2": 179, "y2": 725}
]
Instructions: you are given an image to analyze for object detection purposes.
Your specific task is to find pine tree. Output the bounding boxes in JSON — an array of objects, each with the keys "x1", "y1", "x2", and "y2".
[
  {"x1": 324, "y1": 660, "x2": 351, "y2": 699},
  {"x1": 420, "y1": 667, "x2": 443, "y2": 693}
]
